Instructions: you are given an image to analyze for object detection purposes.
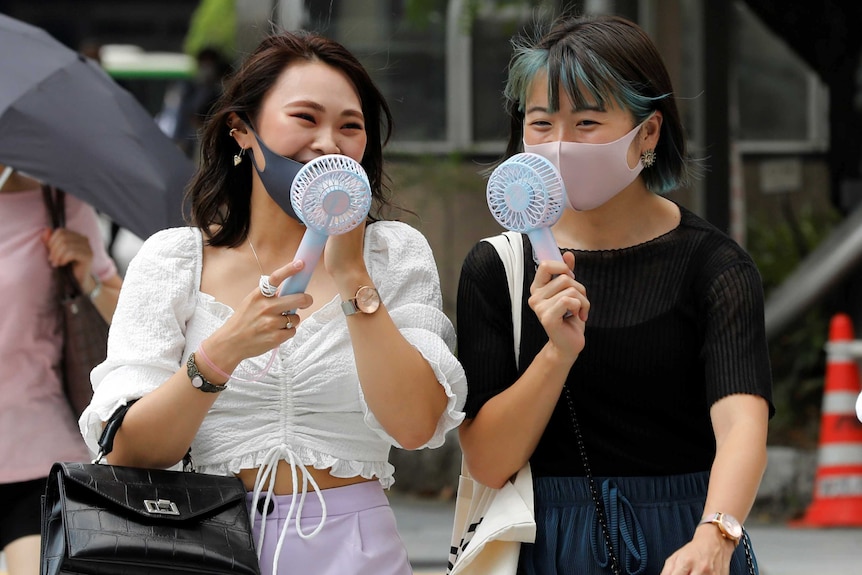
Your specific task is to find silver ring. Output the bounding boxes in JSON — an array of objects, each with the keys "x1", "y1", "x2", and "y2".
[
  {"x1": 284, "y1": 319, "x2": 294, "y2": 330},
  {"x1": 259, "y1": 275, "x2": 278, "y2": 298}
]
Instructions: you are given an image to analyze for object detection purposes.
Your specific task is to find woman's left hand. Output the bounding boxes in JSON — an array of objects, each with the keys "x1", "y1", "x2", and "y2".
[
  {"x1": 41, "y1": 228, "x2": 94, "y2": 286},
  {"x1": 660, "y1": 529, "x2": 735, "y2": 575}
]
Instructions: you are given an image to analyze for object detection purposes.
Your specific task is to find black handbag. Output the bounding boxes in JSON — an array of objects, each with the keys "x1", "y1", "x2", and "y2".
[
  {"x1": 42, "y1": 186, "x2": 109, "y2": 418},
  {"x1": 41, "y1": 401, "x2": 261, "y2": 575}
]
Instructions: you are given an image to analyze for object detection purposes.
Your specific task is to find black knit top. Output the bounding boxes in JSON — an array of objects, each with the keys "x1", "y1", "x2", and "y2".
[{"x1": 456, "y1": 205, "x2": 774, "y2": 478}]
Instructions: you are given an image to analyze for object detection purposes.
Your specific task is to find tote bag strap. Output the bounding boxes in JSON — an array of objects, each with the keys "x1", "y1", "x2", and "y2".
[
  {"x1": 481, "y1": 231, "x2": 524, "y2": 369},
  {"x1": 458, "y1": 231, "x2": 525, "y2": 483}
]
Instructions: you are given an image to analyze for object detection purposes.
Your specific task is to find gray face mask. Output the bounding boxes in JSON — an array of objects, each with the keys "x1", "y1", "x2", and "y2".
[{"x1": 246, "y1": 128, "x2": 303, "y2": 223}]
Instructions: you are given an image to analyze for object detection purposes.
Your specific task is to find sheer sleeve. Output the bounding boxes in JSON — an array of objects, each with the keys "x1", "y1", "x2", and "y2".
[{"x1": 700, "y1": 244, "x2": 774, "y2": 416}]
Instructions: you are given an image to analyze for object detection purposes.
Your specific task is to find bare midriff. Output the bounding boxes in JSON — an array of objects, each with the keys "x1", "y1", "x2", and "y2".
[{"x1": 237, "y1": 461, "x2": 376, "y2": 494}]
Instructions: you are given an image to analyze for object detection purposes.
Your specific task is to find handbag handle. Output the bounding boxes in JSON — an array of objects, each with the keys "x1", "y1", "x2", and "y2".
[
  {"x1": 95, "y1": 398, "x2": 194, "y2": 471},
  {"x1": 95, "y1": 398, "x2": 139, "y2": 461}
]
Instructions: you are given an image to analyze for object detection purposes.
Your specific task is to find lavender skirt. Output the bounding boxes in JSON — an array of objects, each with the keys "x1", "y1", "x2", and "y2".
[{"x1": 246, "y1": 481, "x2": 411, "y2": 575}]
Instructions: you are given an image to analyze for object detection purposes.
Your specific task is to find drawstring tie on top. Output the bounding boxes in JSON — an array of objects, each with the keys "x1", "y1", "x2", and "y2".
[{"x1": 250, "y1": 445, "x2": 328, "y2": 575}]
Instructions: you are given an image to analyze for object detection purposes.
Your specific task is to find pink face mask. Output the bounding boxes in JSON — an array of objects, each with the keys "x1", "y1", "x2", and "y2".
[{"x1": 523, "y1": 121, "x2": 645, "y2": 211}]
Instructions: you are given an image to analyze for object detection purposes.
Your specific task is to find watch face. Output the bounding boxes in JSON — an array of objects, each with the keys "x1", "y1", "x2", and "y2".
[
  {"x1": 356, "y1": 286, "x2": 380, "y2": 313},
  {"x1": 191, "y1": 375, "x2": 204, "y2": 389},
  {"x1": 720, "y1": 514, "x2": 742, "y2": 540}
]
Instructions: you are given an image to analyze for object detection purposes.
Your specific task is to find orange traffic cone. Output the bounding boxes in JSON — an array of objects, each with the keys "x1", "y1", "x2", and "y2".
[{"x1": 792, "y1": 313, "x2": 862, "y2": 527}]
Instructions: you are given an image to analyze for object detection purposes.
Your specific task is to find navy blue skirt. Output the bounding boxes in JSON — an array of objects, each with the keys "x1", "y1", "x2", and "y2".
[{"x1": 518, "y1": 472, "x2": 758, "y2": 575}]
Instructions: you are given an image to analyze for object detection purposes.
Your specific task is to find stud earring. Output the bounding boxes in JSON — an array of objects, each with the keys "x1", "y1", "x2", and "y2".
[
  {"x1": 641, "y1": 149, "x2": 656, "y2": 168},
  {"x1": 234, "y1": 148, "x2": 246, "y2": 167}
]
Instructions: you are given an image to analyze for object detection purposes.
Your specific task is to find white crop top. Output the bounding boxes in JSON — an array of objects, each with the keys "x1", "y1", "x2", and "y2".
[{"x1": 80, "y1": 221, "x2": 467, "y2": 489}]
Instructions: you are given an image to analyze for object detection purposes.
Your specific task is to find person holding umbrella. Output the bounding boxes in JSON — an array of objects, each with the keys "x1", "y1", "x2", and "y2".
[
  {"x1": 79, "y1": 29, "x2": 466, "y2": 575},
  {"x1": 0, "y1": 165, "x2": 122, "y2": 575}
]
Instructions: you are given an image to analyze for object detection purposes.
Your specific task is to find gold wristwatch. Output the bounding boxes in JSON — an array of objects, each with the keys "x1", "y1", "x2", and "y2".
[
  {"x1": 341, "y1": 286, "x2": 380, "y2": 316},
  {"x1": 698, "y1": 512, "x2": 742, "y2": 546}
]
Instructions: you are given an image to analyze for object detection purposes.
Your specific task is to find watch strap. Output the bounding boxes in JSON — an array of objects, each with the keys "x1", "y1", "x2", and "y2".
[
  {"x1": 698, "y1": 512, "x2": 741, "y2": 546},
  {"x1": 698, "y1": 512, "x2": 722, "y2": 525},
  {"x1": 341, "y1": 299, "x2": 360, "y2": 316},
  {"x1": 186, "y1": 352, "x2": 226, "y2": 393}
]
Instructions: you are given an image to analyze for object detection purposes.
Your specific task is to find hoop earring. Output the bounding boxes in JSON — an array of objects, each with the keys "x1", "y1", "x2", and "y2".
[
  {"x1": 233, "y1": 147, "x2": 246, "y2": 167},
  {"x1": 641, "y1": 149, "x2": 656, "y2": 168}
]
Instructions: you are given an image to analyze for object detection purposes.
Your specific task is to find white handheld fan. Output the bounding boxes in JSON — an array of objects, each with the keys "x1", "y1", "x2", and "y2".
[
  {"x1": 486, "y1": 152, "x2": 566, "y2": 264},
  {"x1": 277, "y1": 154, "x2": 372, "y2": 297}
]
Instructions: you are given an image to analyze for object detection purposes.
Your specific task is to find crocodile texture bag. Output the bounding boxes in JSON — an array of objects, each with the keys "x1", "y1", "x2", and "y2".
[
  {"x1": 41, "y1": 402, "x2": 261, "y2": 575},
  {"x1": 42, "y1": 186, "x2": 109, "y2": 417}
]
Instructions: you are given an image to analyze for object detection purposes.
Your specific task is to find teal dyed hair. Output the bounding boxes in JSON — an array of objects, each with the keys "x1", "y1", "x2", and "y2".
[{"x1": 503, "y1": 14, "x2": 694, "y2": 194}]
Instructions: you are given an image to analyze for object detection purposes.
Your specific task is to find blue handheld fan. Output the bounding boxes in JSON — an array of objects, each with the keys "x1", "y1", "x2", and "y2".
[
  {"x1": 486, "y1": 152, "x2": 565, "y2": 264},
  {"x1": 277, "y1": 154, "x2": 372, "y2": 297}
]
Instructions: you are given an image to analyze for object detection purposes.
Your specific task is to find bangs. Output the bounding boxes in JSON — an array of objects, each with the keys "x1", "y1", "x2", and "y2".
[
  {"x1": 552, "y1": 47, "x2": 656, "y2": 118},
  {"x1": 504, "y1": 46, "x2": 549, "y2": 113},
  {"x1": 506, "y1": 43, "x2": 657, "y2": 118}
]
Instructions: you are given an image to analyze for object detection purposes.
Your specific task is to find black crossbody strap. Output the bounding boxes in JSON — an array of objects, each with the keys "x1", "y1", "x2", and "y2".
[{"x1": 486, "y1": 232, "x2": 622, "y2": 575}]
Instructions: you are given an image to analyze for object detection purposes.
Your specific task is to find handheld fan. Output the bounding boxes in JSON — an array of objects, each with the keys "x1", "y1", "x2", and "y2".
[
  {"x1": 486, "y1": 152, "x2": 566, "y2": 264},
  {"x1": 277, "y1": 154, "x2": 372, "y2": 297}
]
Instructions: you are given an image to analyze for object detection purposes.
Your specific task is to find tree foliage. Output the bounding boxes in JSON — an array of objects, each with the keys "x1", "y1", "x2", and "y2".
[{"x1": 183, "y1": 0, "x2": 237, "y2": 59}]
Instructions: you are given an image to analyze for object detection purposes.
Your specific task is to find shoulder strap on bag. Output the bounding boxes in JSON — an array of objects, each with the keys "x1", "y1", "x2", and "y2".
[
  {"x1": 459, "y1": 232, "x2": 525, "y2": 481},
  {"x1": 41, "y1": 185, "x2": 66, "y2": 229},
  {"x1": 481, "y1": 231, "x2": 524, "y2": 369},
  {"x1": 41, "y1": 185, "x2": 84, "y2": 299},
  {"x1": 450, "y1": 232, "x2": 533, "y2": 575}
]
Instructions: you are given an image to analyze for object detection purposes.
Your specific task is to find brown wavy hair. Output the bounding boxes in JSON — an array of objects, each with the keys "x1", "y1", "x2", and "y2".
[{"x1": 185, "y1": 30, "x2": 395, "y2": 247}]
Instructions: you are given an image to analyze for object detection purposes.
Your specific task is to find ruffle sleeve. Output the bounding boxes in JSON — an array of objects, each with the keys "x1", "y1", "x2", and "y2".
[
  {"x1": 79, "y1": 227, "x2": 201, "y2": 454},
  {"x1": 357, "y1": 222, "x2": 466, "y2": 449}
]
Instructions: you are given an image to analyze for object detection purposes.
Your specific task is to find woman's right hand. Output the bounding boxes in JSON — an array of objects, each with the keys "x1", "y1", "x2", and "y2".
[
  {"x1": 528, "y1": 251, "x2": 589, "y2": 363},
  {"x1": 203, "y1": 260, "x2": 313, "y2": 371}
]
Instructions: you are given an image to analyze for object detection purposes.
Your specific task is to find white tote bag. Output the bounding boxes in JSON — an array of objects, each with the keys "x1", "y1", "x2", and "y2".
[{"x1": 447, "y1": 231, "x2": 536, "y2": 575}]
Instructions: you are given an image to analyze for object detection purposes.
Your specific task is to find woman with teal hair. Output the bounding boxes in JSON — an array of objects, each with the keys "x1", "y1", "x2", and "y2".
[{"x1": 457, "y1": 13, "x2": 773, "y2": 575}]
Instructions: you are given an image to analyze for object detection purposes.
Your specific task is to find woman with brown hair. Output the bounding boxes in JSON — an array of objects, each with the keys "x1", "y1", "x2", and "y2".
[{"x1": 81, "y1": 30, "x2": 466, "y2": 575}]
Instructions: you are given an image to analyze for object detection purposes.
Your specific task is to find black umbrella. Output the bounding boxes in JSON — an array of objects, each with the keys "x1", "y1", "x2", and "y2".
[{"x1": 0, "y1": 14, "x2": 195, "y2": 239}]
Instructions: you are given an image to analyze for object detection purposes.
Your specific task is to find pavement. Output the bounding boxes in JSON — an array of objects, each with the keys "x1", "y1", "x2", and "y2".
[
  {"x1": 388, "y1": 493, "x2": 862, "y2": 575},
  {"x1": 3, "y1": 495, "x2": 856, "y2": 575}
]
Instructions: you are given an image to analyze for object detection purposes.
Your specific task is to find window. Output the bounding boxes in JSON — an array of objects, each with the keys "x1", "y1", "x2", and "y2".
[
  {"x1": 303, "y1": 0, "x2": 448, "y2": 146},
  {"x1": 732, "y1": 2, "x2": 828, "y2": 153}
]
